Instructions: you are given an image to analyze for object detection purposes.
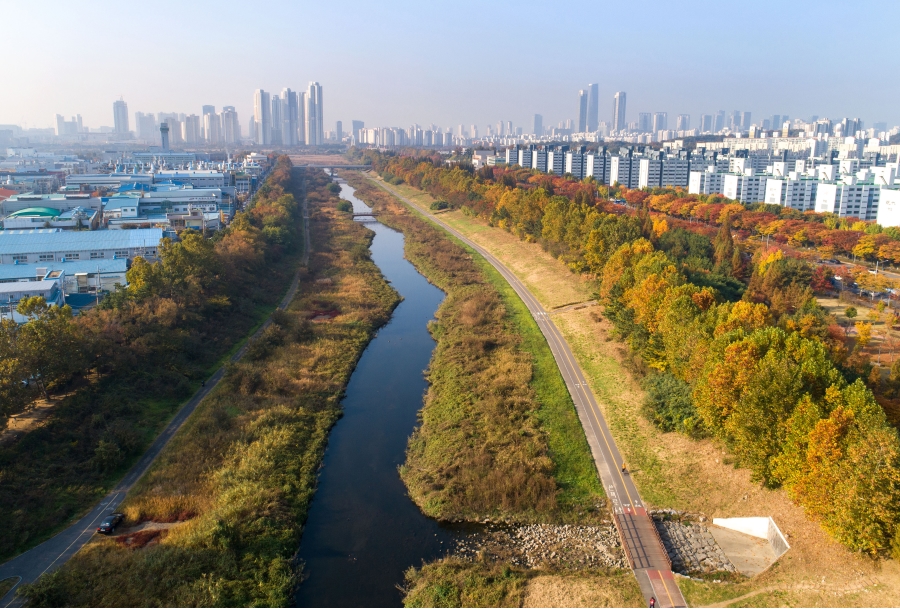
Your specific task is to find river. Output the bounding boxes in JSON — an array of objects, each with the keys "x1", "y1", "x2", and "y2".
[{"x1": 294, "y1": 178, "x2": 455, "y2": 607}]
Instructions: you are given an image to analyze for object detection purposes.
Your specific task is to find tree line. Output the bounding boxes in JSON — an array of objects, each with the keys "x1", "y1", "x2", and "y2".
[{"x1": 363, "y1": 148, "x2": 900, "y2": 556}]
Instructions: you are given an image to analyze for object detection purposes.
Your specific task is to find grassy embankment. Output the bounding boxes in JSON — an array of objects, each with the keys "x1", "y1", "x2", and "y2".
[
  {"x1": 346, "y1": 173, "x2": 642, "y2": 608},
  {"x1": 377, "y1": 177, "x2": 900, "y2": 608},
  {"x1": 0, "y1": 170, "x2": 301, "y2": 565},
  {"x1": 19, "y1": 169, "x2": 400, "y2": 607}
]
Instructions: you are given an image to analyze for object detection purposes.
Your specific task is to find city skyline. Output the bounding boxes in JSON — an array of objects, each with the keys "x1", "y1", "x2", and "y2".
[{"x1": 3, "y1": 0, "x2": 899, "y2": 132}]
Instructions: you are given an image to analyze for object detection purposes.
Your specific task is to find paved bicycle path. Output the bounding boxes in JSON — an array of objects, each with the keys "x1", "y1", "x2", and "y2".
[
  {"x1": 0, "y1": 173, "x2": 309, "y2": 607},
  {"x1": 371, "y1": 176, "x2": 687, "y2": 608}
]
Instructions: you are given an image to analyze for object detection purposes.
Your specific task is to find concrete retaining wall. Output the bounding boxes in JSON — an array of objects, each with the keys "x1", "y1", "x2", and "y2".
[{"x1": 713, "y1": 517, "x2": 790, "y2": 558}]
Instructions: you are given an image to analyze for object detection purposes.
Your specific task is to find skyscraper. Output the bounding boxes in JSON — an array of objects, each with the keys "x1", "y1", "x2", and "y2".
[
  {"x1": 298, "y1": 92, "x2": 307, "y2": 145},
  {"x1": 587, "y1": 83, "x2": 599, "y2": 132},
  {"x1": 222, "y1": 106, "x2": 240, "y2": 144},
  {"x1": 113, "y1": 98, "x2": 129, "y2": 134},
  {"x1": 740, "y1": 111, "x2": 752, "y2": 130},
  {"x1": 714, "y1": 111, "x2": 725, "y2": 132},
  {"x1": 676, "y1": 114, "x2": 690, "y2": 130},
  {"x1": 183, "y1": 115, "x2": 200, "y2": 144},
  {"x1": 612, "y1": 92, "x2": 626, "y2": 132},
  {"x1": 533, "y1": 114, "x2": 543, "y2": 136},
  {"x1": 652, "y1": 112, "x2": 667, "y2": 133},
  {"x1": 282, "y1": 88, "x2": 299, "y2": 146},
  {"x1": 578, "y1": 90, "x2": 588, "y2": 133},
  {"x1": 335, "y1": 121, "x2": 343, "y2": 142},
  {"x1": 270, "y1": 93, "x2": 283, "y2": 145},
  {"x1": 254, "y1": 89, "x2": 271, "y2": 145},
  {"x1": 638, "y1": 113, "x2": 652, "y2": 133},
  {"x1": 306, "y1": 82, "x2": 323, "y2": 146},
  {"x1": 700, "y1": 114, "x2": 713, "y2": 133},
  {"x1": 352, "y1": 120, "x2": 365, "y2": 141}
]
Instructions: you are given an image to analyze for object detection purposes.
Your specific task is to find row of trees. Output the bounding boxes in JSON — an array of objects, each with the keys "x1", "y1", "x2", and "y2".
[{"x1": 368, "y1": 150, "x2": 900, "y2": 555}]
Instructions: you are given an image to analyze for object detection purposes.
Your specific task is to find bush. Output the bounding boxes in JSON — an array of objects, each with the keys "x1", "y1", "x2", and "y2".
[
  {"x1": 429, "y1": 200, "x2": 449, "y2": 211},
  {"x1": 641, "y1": 372, "x2": 703, "y2": 437},
  {"x1": 336, "y1": 200, "x2": 352, "y2": 212},
  {"x1": 327, "y1": 182, "x2": 341, "y2": 194}
]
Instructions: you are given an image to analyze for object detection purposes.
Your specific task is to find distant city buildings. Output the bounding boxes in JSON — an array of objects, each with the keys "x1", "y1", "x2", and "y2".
[{"x1": 113, "y1": 98, "x2": 129, "y2": 135}]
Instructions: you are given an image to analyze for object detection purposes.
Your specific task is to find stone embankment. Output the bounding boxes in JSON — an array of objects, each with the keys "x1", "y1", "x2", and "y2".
[
  {"x1": 651, "y1": 510, "x2": 736, "y2": 575},
  {"x1": 452, "y1": 523, "x2": 627, "y2": 569}
]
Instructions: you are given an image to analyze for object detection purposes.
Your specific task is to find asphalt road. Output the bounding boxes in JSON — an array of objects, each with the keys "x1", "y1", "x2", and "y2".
[
  {"x1": 0, "y1": 173, "x2": 310, "y2": 607},
  {"x1": 372, "y1": 177, "x2": 688, "y2": 608}
]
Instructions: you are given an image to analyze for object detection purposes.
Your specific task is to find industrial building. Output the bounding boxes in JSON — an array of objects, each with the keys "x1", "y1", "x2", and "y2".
[{"x1": 0, "y1": 228, "x2": 163, "y2": 264}]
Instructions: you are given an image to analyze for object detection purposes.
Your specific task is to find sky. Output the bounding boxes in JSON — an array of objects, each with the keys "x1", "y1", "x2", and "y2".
[{"x1": 4, "y1": 0, "x2": 900, "y2": 134}]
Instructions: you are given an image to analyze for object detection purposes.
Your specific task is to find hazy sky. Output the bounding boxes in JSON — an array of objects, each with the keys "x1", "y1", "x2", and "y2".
[{"x1": 4, "y1": 0, "x2": 899, "y2": 133}]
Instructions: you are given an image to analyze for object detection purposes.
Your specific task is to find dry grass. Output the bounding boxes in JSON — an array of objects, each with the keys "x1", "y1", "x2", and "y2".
[
  {"x1": 384, "y1": 177, "x2": 900, "y2": 607},
  {"x1": 347, "y1": 173, "x2": 603, "y2": 523},
  {"x1": 522, "y1": 572, "x2": 643, "y2": 608}
]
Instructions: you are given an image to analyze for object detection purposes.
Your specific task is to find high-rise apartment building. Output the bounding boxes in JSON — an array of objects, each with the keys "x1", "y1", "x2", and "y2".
[
  {"x1": 740, "y1": 111, "x2": 752, "y2": 130},
  {"x1": 714, "y1": 111, "x2": 725, "y2": 132},
  {"x1": 204, "y1": 112, "x2": 221, "y2": 144},
  {"x1": 638, "y1": 113, "x2": 652, "y2": 133},
  {"x1": 270, "y1": 94, "x2": 283, "y2": 145},
  {"x1": 533, "y1": 114, "x2": 543, "y2": 136},
  {"x1": 352, "y1": 120, "x2": 365, "y2": 142},
  {"x1": 182, "y1": 115, "x2": 200, "y2": 144},
  {"x1": 652, "y1": 112, "x2": 667, "y2": 133},
  {"x1": 676, "y1": 114, "x2": 690, "y2": 130},
  {"x1": 222, "y1": 106, "x2": 240, "y2": 144},
  {"x1": 282, "y1": 88, "x2": 299, "y2": 146},
  {"x1": 254, "y1": 89, "x2": 271, "y2": 145},
  {"x1": 587, "y1": 83, "x2": 599, "y2": 132},
  {"x1": 612, "y1": 92, "x2": 626, "y2": 132},
  {"x1": 306, "y1": 82, "x2": 324, "y2": 146},
  {"x1": 113, "y1": 98, "x2": 129, "y2": 134},
  {"x1": 578, "y1": 89, "x2": 588, "y2": 133},
  {"x1": 135, "y1": 112, "x2": 157, "y2": 141},
  {"x1": 700, "y1": 114, "x2": 713, "y2": 133}
]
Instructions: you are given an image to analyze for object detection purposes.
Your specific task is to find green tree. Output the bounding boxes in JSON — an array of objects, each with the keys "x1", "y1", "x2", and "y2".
[
  {"x1": 16, "y1": 297, "x2": 83, "y2": 400},
  {"x1": 845, "y1": 306, "x2": 858, "y2": 320}
]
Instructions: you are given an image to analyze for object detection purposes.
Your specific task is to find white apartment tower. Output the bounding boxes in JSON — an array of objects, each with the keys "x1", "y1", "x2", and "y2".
[
  {"x1": 113, "y1": 98, "x2": 129, "y2": 134},
  {"x1": 282, "y1": 88, "x2": 299, "y2": 146},
  {"x1": 612, "y1": 92, "x2": 626, "y2": 133},
  {"x1": 254, "y1": 89, "x2": 271, "y2": 145},
  {"x1": 306, "y1": 82, "x2": 324, "y2": 146}
]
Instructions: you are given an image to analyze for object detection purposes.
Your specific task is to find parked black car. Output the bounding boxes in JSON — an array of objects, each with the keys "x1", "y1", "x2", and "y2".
[{"x1": 96, "y1": 513, "x2": 124, "y2": 535}]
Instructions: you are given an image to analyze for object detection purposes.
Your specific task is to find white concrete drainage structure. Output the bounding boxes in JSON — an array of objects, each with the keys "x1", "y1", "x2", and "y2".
[{"x1": 708, "y1": 517, "x2": 790, "y2": 576}]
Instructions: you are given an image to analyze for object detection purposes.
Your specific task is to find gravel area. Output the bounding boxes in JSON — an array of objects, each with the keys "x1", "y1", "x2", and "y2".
[{"x1": 452, "y1": 523, "x2": 628, "y2": 569}]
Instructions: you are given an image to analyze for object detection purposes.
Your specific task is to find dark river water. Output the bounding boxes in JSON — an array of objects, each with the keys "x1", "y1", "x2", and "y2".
[{"x1": 294, "y1": 179, "x2": 455, "y2": 607}]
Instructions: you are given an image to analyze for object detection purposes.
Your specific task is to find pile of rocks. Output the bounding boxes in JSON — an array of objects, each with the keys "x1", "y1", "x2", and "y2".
[
  {"x1": 653, "y1": 518, "x2": 736, "y2": 575},
  {"x1": 452, "y1": 523, "x2": 627, "y2": 569}
]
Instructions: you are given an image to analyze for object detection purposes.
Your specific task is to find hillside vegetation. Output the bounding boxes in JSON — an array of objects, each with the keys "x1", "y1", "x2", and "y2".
[
  {"x1": 360, "y1": 150, "x2": 900, "y2": 558},
  {"x1": 19, "y1": 168, "x2": 399, "y2": 606}
]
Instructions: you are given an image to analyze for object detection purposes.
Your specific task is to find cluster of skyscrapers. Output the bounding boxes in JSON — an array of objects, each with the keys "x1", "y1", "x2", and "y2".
[{"x1": 252, "y1": 82, "x2": 324, "y2": 147}]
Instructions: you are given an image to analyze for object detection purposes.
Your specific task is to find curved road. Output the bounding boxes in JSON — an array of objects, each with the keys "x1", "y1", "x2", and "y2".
[
  {"x1": 0, "y1": 171, "x2": 310, "y2": 607},
  {"x1": 370, "y1": 176, "x2": 687, "y2": 608}
]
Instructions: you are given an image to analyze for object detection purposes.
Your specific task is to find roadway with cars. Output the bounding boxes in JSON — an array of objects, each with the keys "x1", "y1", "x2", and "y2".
[
  {"x1": 0, "y1": 173, "x2": 311, "y2": 607},
  {"x1": 370, "y1": 176, "x2": 688, "y2": 608}
]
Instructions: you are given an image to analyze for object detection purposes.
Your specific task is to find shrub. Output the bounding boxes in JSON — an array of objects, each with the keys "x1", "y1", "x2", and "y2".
[
  {"x1": 336, "y1": 200, "x2": 352, "y2": 212},
  {"x1": 641, "y1": 372, "x2": 703, "y2": 437},
  {"x1": 429, "y1": 200, "x2": 449, "y2": 211}
]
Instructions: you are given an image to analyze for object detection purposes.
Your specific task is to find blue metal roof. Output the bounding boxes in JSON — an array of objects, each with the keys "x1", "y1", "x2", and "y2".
[
  {"x1": 0, "y1": 228, "x2": 163, "y2": 256},
  {"x1": 0, "y1": 258, "x2": 128, "y2": 280}
]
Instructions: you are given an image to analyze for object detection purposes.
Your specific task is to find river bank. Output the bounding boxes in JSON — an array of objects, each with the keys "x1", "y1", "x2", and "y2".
[{"x1": 19, "y1": 167, "x2": 400, "y2": 607}]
